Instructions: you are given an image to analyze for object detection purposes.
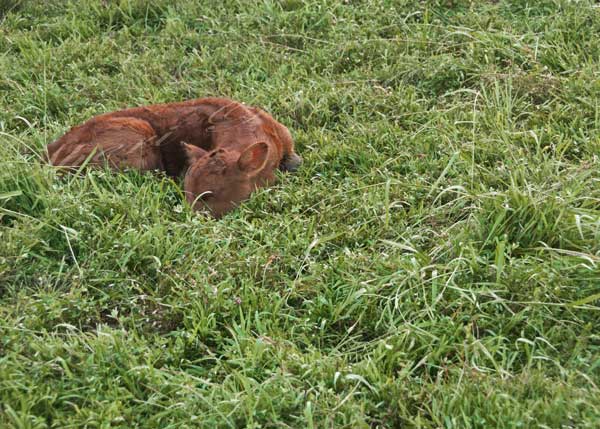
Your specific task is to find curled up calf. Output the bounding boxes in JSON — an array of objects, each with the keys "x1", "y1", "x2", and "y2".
[{"x1": 46, "y1": 97, "x2": 302, "y2": 218}]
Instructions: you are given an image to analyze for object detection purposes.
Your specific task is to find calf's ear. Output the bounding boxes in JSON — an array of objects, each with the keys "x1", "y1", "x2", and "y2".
[
  {"x1": 238, "y1": 142, "x2": 270, "y2": 176},
  {"x1": 182, "y1": 143, "x2": 208, "y2": 164}
]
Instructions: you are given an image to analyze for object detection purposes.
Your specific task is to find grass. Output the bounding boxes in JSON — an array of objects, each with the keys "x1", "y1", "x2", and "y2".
[{"x1": 1, "y1": 0, "x2": 599, "y2": 427}]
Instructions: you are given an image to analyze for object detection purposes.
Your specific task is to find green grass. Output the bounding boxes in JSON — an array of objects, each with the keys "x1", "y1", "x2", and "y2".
[{"x1": 1, "y1": 0, "x2": 600, "y2": 427}]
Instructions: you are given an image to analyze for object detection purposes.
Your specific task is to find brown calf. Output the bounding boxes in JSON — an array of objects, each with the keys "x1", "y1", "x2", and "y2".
[{"x1": 46, "y1": 97, "x2": 302, "y2": 217}]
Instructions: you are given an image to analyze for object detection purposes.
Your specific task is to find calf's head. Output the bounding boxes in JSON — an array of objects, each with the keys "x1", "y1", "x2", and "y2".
[{"x1": 183, "y1": 142, "x2": 277, "y2": 218}]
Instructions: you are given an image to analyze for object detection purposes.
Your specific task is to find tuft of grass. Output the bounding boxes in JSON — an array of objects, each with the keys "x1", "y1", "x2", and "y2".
[{"x1": 1, "y1": 1, "x2": 599, "y2": 427}]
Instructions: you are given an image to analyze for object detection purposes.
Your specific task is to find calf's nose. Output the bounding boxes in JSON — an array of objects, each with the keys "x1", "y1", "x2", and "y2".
[{"x1": 280, "y1": 153, "x2": 303, "y2": 172}]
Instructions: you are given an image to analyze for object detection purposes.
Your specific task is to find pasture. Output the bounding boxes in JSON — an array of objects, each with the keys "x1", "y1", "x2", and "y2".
[{"x1": 1, "y1": 0, "x2": 599, "y2": 427}]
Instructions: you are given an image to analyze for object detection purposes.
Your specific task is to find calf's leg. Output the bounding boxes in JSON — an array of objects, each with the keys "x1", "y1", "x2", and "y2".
[{"x1": 50, "y1": 117, "x2": 163, "y2": 172}]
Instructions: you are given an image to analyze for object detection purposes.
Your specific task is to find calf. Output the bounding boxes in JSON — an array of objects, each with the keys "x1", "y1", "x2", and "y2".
[{"x1": 47, "y1": 97, "x2": 302, "y2": 217}]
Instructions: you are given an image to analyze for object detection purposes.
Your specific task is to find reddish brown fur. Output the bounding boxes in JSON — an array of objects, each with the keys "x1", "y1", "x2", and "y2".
[
  {"x1": 48, "y1": 117, "x2": 163, "y2": 171},
  {"x1": 46, "y1": 97, "x2": 302, "y2": 217}
]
